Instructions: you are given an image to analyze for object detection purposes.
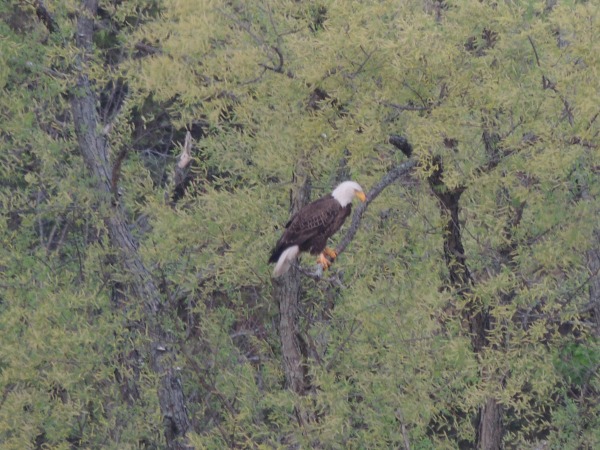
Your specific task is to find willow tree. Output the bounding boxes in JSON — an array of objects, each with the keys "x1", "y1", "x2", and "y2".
[{"x1": 1, "y1": 0, "x2": 598, "y2": 449}]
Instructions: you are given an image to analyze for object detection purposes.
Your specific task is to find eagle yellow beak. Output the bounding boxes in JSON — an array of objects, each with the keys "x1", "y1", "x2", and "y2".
[{"x1": 355, "y1": 191, "x2": 367, "y2": 202}]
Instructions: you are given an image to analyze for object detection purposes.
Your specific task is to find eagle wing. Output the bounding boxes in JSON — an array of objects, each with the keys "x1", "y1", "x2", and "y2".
[
  {"x1": 269, "y1": 196, "x2": 349, "y2": 263},
  {"x1": 287, "y1": 197, "x2": 339, "y2": 233}
]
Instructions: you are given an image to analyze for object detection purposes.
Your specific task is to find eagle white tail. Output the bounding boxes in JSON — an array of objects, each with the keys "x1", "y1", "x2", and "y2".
[{"x1": 272, "y1": 245, "x2": 300, "y2": 277}]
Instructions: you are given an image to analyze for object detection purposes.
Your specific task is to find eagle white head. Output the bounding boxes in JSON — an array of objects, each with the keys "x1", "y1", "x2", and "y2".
[{"x1": 331, "y1": 181, "x2": 367, "y2": 207}]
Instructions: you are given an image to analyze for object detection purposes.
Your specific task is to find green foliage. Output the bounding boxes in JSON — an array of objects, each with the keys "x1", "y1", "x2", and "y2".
[
  {"x1": 554, "y1": 343, "x2": 600, "y2": 387},
  {"x1": 1, "y1": 0, "x2": 599, "y2": 448}
]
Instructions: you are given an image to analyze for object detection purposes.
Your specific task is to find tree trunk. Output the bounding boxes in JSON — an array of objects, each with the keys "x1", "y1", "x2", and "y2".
[
  {"x1": 581, "y1": 188, "x2": 600, "y2": 336},
  {"x1": 275, "y1": 265, "x2": 309, "y2": 396},
  {"x1": 71, "y1": 1, "x2": 191, "y2": 448},
  {"x1": 477, "y1": 397, "x2": 503, "y2": 450},
  {"x1": 273, "y1": 171, "x2": 313, "y2": 425},
  {"x1": 586, "y1": 234, "x2": 600, "y2": 336},
  {"x1": 427, "y1": 157, "x2": 503, "y2": 449}
]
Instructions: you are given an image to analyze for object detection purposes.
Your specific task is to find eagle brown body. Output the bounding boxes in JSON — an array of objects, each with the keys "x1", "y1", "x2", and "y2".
[
  {"x1": 269, "y1": 181, "x2": 366, "y2": 277},
  {"x1": 269, "y1": 195, "x2": 351, "y2": 263}
]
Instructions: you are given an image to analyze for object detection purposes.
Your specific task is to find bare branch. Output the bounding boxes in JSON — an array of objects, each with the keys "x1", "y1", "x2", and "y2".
[
  {"x1": 110, "y1": 147, "x2": 129, "y2": 202},
  {"x1": 71, "y1": 1, "x2": 192, "y2": 447},
  {"x1": 335, "y1": 159, "x2": 418, "y2": 257},
  {"x1": 527, "y1": 35, "x2": 574, "y2": 125},
  {"x1": 134, "y1": 41, "x2": 161, "y2": 56},
  {"x1": 527, "y1": 35, "x2": 541, "y2": 67},
  {"x1": 389, "y1": 134, "x2": 413, "y2": 158},
  {"x1": 382, "y1": 101, "x2": 431, "y2": 112},
  {"x1": 219, "y1": 8, "x2": 294, "y2": 79},
  {"x1": 348, "y1": 45, "x2": 376, "y2": 79},
  {"x1": 259, "y1": 46, "x2": 284, "y2": 74}
]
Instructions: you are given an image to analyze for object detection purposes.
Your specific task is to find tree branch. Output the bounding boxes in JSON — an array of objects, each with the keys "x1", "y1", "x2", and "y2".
[
  {"x1": 335, "y1": 159, "x2": 417, "y2": 257},
  {"x1": 389, "y1": 134, "x2": 414, "y2": 158},
  {"x1": 71, "y1": 1, "x2": 192, "y2": 448},
  {"x1": 110, "y1": 146, "x2": 129, "y2": 202},
  {"x1": 395, "y1": 408, "x2": 412, "y2": 450},
  {"x1": 347, "y1": 45, "x2": 376, "y2": 79},
  {"x1": 382, "y1": 101, "x2": 432, "y2": 112},
  {"x1": 35, "y1": 0, "x2": 58, "y2": 34},
  {"x1": 272, "y1": 169, "x2": 314, "y2": 425},
  {"x1": 220, "y1": 9, "x2": 294, "y2": 79},
  {"x1": 259, "y1": 46, "x2": 283, "y2": 73},
  {"x1": 527, "y1": 35, "x2": 574, "y2": 125}
]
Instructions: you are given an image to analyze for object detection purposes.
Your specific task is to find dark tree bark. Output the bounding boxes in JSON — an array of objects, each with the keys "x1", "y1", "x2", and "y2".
[
  {"x1": 586, "y1": 234, "x2": 600, "y2": 336},
  {"x1": 427, "y1": 157, "x2": 502, "y2": 450},
  {"x1": 275, "y1": 264, "x2": 309, "y2": 396},
  {"x1": 35, "y1": 0, "x2": 58, "y2": 33},
  {"x1": 427, "y1": 158, "x2": 491, "y2": 349},
  {"x1": 71, "y1": 1, "x2": 191, "y2": 448},
  {"x1": 580, "y1": 188, "x2": 600, "y2": 336}
]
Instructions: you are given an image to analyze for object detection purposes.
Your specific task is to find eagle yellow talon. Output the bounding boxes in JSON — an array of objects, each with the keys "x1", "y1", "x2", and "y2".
[
  {"x1": 317, "y1": 253, "x2": 332, "y2": 270},
  {"x1": 323, "y1": 247, "x2": 337, "y2": 260}
]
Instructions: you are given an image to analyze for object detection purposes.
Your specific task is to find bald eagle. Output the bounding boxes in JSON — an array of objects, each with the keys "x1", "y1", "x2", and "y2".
[{"x1": 269, "y1": 181, "x2": 366, "y2": 277}]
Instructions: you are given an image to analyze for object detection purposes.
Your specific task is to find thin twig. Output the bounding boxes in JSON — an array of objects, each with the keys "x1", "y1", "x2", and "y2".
[
  {"x1": 527, "y1": 35, "x2": 574, "y2": 125},
  {"x1": 36, "y1": 190, "x2": 45, "y2": 247},
  {"x1": 527, "y1": 35, "x2": 541, "y2": 67},
  {"x1": 382, "y1": 101, "x2": 431, "y2": 112},
  {"x1": 348, "y1": 45, "x2": 375, "y2": 78}
]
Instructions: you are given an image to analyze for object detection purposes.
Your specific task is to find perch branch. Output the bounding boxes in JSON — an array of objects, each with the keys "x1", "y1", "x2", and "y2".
[
  {"x1": 299, "y1": 157, "x2": 417, "y2": 280},
  {"x1": 335, "y1": 159, "x2": 417, "y2": 257}
]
